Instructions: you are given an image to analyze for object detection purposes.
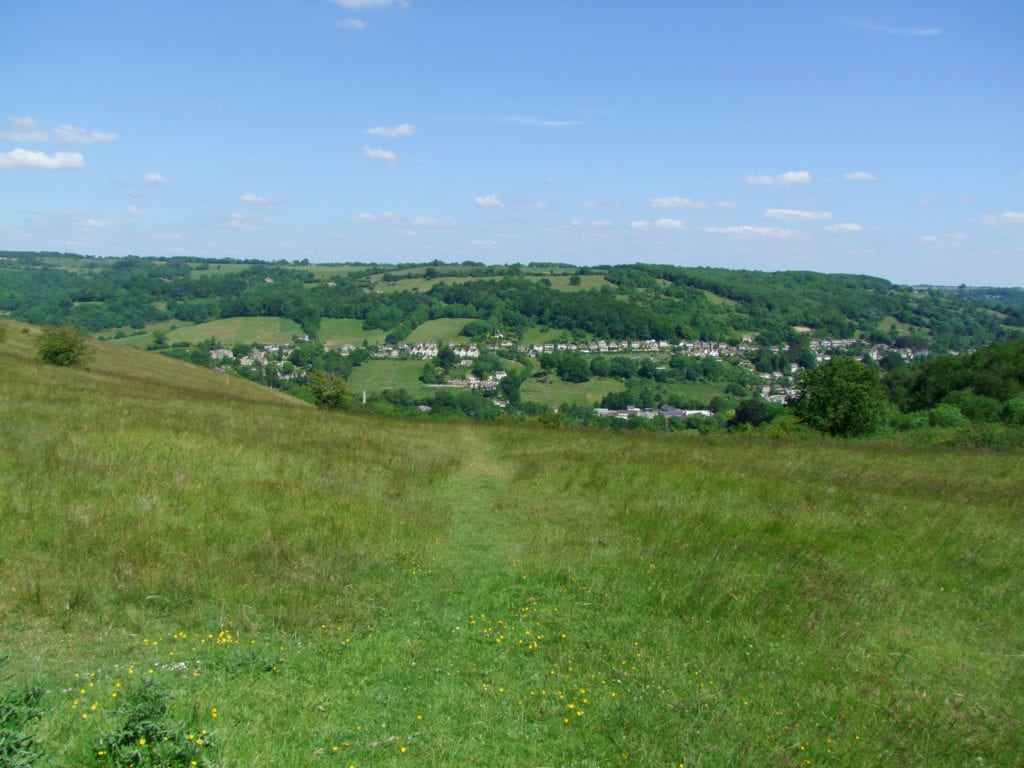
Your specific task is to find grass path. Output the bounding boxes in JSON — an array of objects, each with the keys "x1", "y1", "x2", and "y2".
[{"x1": 440, "y1": 425, "x2": 515, "y2": 572}]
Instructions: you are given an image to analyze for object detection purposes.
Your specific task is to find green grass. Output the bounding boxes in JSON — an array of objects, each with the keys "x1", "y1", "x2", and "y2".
[
  {"x1": 521, "y1": 375, "x2": 626, "y2": 406},
  {"x1": 148, "y1": 317, "x2": 306, "y2": 346},
  {"x1": 346, "y1": 359, "x2": 433, "y2": 394},
  {"x1": 404, "y1": 318, "x2": 473, "y2": 344},
  {"x1": 1, "y1": 320, "x2": 1022, "y2": 766},
  {"x1": 319, "y1": 318, "x2": 387, "y2": 347}
]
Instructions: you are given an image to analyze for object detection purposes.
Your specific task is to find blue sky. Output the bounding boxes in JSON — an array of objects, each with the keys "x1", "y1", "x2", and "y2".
[{"x1": 2, "y1": 1, "x2": 1022, "y2": 285}]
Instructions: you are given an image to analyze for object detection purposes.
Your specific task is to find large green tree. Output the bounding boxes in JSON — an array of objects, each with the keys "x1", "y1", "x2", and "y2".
[{"x1": 789, "y1": 356, "x2": 887, "y2": 436}]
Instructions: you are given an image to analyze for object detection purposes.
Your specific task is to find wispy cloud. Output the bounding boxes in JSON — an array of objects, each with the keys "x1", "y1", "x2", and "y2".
[
  {"x1": 367, "y1": 123, "x2": 415, "y2": 138},
  {"x1": 583, "y1": 200, "x2": 623, "y2": 209},
  {"x1": 474, "y1": 194, "x2": 504, "y2": 208},
  {"x1": 332, "y1": 0, "x2": 408, "y2": 9},
  {"x1": 363, "y1": 146, "x2": 398, "y2": 164},
  {"x1": 765, "y1": 208, "x2": 832, "y2": 221},
  {"x1": 505, "y1": 115, "x2": 582, "y2": 128},
  {"x1": 630, "y1": 218, "x2": 685, "y2": 231},
  {"x1": 843, "y1": 19, "x2": 942, "y2": 37},
  {"x1": 224, "y1": 212, "x2": 264, "y2": 231},
  {"x1": 649, "y1": 196, "x2": 736, "y2": 210},
  {"x1": 917, "y1": 232, "x2": 967, "y2": 244},
  {"x1": 743, "y1": 170, "x2": 812, "y2": 186},
  {"x1": 704, "y1": 225, "x2": 801, "y2": 239},
  {"x1": 0, "y1": 148, "x2": 85, "y2": 170},
  {"x1": 825, "y1": 223, "x2": 864, "y2": 233},
  {"x1": 355, "y1": 210, "x2": 400, "y2": 222},
  {"x1": 240, "y1": 192, "x2": 281, "y2": 209},
  {"x1": 338, "y1": 18, "x2": 366, "y2": 30},
  {"x1": 844, "y1": 171, "x2": 879, "y2": 182},
  {"x1": 0, "y1": 116, "x2": 117, "y2": 143},
  {"x1": 143, "y1": 171, "x2": 168, "y2": 184},
  {"x1": 977, "y1": 211, "x2": 1024, "y2": 226}
]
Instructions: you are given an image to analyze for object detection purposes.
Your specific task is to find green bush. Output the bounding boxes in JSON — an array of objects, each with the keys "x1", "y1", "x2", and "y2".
[{"x1": 35, "y1": 324, "x2": 93, "y2": 367}]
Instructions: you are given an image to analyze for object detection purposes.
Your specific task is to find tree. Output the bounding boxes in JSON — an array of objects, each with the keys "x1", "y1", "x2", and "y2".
[
  {"x1": 789, "y1": 356, "x2": 887, "y2": 437},
  {"x1": 36, "y1": 324, "x2": 93, "y2": 367},
  {"x1": 306, "y1": 370, "x2": 351, "y2": 410}
]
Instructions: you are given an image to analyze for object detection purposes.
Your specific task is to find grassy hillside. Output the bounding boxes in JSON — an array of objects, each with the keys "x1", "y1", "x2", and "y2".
[{"x1": 1, "y1": 322, "x2": 1022, "y2": 766}]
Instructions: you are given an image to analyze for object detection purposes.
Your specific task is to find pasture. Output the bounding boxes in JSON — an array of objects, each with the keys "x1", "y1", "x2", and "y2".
[{"x1": 1, "y1": 321, "x2": 1021, "y2": 766}]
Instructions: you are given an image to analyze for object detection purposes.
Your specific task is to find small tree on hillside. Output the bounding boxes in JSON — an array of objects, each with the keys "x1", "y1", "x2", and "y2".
[
  {"x1": 307, "y1": 370, "x2": 351, "y2": 410},
  {"x1": 36, "y1": 324, "x2": 93, "y2": 367},
  {"x1": 789, "y1": 356, "x2": 887, "y2": 437}
]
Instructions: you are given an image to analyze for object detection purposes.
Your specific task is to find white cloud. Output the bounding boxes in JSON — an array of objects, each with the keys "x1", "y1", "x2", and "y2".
[
  {"x1": 79, "y1": 218, "x2": 115, "y2": 230},
  {"x1": 917, "y1": 232, "x2": 967, "y2": 245},
  {"x1": 474, "y1": 194, "x2": 504, "y2": 208},
  {"x1": 143, "y1": 171, "x2": 167, "y2": 184},
  {"x1": 363, "y1": 146, "x2": 397, "y2": 164},
  {"x1": 355, "y1": 210, "x2": 400, "y2": 222},
  {"x1": 843, "y1": 20, "x2": 941, "y2": 36},
  {"x1": 743, "y1": 170, "x2": 812, "y2": 186},
  {"x1": 844, "y1": 171, "x2": 878, "y2": 181},
  {"x1": 583, "y1": 200, "x2": 623, "y2": 209},
  {"x1": 367, "y1": 122, "x2": 415, "y2": 138},
  {"x1": 704, "y1": 225, "x2": 801, "y2": 239},
  {"x1": 631, "y1": 218, "x2": 685, "y2": 231},
  {"x1": 0, "y1": 116, "x2": 117, "y2": 143},
  {"x1": 125, "y1": 205, "x2": 140, "y2": 217},
  {"x1": 338, "y1": 18, "x2": 367, "y2": 30},
  {"x1": 239, "y1": 192, "x2": 281, "y2": 209},
  {"x1": 977, "y1": 211, "x2": 1024, "y2": 226},
  {"x1": 0, "y1": 148, "x2": 85, "y2": 169},
  {"x1": 765, "y1": 208, "x2": 832, "y2": 221},
  {"x1": 649, "y1": 196, "x2": 736, "y2": 210},
  {"x1": 824, "y1": 223, "x2": 863, "y2": 233}
]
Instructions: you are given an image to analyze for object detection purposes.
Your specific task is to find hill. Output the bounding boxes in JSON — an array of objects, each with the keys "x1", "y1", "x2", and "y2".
[
  {"x1": 1, "y1": 324, "x2": 1022, "y2": 765},
  {"x1": 2, "y1": 251, "x2": 1020, "y2": 353}
]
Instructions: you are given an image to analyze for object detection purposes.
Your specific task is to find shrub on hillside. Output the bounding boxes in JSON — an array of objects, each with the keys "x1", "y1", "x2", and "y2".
[{"x1": 36, "y1": 324, "x2": 93, "y2": 367}]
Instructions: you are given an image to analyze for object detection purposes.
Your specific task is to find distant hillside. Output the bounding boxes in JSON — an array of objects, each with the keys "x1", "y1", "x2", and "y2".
[{"x1": 2, "y1": 251, "x2": 1019, "y2": 353}]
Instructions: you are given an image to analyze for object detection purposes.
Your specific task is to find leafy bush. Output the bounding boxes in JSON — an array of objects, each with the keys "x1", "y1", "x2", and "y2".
[
  {"x1": 35, "y1": 324, "x2": 93, "y2": 367},
  {"x1": 0, "y1": 666, "x2": 44, "y2": 768}
]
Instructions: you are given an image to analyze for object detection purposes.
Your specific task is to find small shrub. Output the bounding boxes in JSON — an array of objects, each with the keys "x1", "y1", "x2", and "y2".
[
  {"x1": 0, "y1": 666, "x2": 44, "y2": 768},
  {"x1": 95, "y1": 678, "x2": 215, "y2": 768},
  {"x1": 36, "y1": 324, "x2": 93, "y2": 367}
]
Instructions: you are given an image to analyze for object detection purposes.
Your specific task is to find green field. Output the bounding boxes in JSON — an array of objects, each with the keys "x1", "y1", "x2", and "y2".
[
  {"x1": 346, "y1": 358, "x2": 432, "y2": 395},
  {"x1": 319, "y1": 318, "x2": 387, "y2": 347},
  {"x1": 162, "y1": 316, "x2": 306, "y2": 346},
  {"x1": 521, "y1": 375, "x2": 626, "y2": 406},
  {"x1": 1, "y1": 321, "x2": 1022, "y2": 766},
  {"x1": 405, "y1": 318, "x2": 473, "y2": 344}
]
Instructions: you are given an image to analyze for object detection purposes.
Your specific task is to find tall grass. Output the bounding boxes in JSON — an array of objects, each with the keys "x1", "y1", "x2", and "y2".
[{"x1": 1, "y1": 321, "x2": 1022, "y2": 766}]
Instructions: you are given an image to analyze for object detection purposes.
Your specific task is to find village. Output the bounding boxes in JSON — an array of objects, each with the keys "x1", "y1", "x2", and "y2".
[{"x1": 209, "y1": 332, "x2": 927, "y2": 417}]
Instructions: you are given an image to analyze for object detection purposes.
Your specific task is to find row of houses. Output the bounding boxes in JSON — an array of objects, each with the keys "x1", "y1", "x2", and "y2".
[{"x1": 593, "y1": 405, "x2": 715, "y2": 421}]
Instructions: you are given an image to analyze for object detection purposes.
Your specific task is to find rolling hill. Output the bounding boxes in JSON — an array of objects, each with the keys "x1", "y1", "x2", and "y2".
[{"x1": 1, "y1": 322, "x2": 1022, "y2": 766}]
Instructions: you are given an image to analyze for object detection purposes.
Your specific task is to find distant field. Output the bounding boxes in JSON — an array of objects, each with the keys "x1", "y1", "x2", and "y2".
[
  {"x1": 375, "y1": 275, "x2": 484, "y2": 293},
  {"x1": 319, "y1": 318, "x2": 387, "y2": 347},
  {"x1": 346, "y1": 359, "x2": 432, "y2": 394},
  {"x1": 878, "y1": 315, "x2": 914, "y2": 334},
  {"x1": 519, "y1": 327, "x2": 572, "y2": 345},
  {"x1": 521, "y1": 375, "x2": 626, "y2": 406},
  {"x1": 405, "y1": 318, "x2": 472, "y2": 344},
  {"x1": 524, "y1": 274, "x2": 609, "y2": 292},
  {"x1": 164, "y1": 317, "x2": 304, "y2": 345}
]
